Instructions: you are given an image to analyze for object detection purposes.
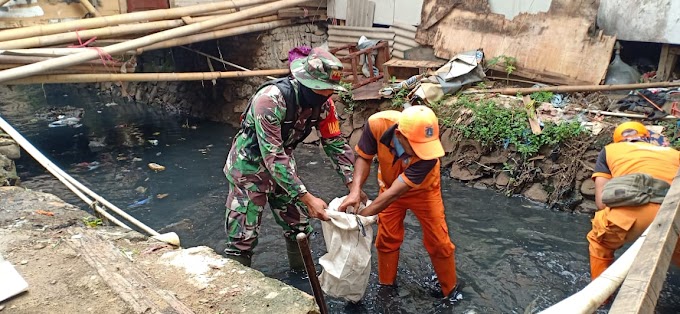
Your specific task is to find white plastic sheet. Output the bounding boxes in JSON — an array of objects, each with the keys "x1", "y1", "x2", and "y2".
[{"x1": 318, "y1": 197, "x2": 377, "y2": 302}]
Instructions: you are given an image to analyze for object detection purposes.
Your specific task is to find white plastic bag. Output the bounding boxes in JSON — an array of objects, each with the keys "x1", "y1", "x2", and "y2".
[{"x1": 318, "y1": 196, "x2": 377, "y2": 302}]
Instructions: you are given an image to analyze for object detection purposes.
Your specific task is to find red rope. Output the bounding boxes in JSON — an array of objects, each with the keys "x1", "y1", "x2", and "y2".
[{"x1": 67, "y1": 29, "x2": 115, "y2": 69}]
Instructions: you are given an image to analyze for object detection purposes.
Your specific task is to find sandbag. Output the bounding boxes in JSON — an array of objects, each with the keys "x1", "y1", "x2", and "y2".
[{"x1": 319, "y1": 197, "x2": 377, "y2": 302}]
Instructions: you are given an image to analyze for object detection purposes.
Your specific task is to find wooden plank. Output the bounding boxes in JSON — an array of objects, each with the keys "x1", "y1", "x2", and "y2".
[
  {"x1": 0, "y1": 0, "x2": 122, "y2": 29},
  {"x1": 383, "y1": 59, "x2": 444, "y2": 68},
  {"x1": 0, "y1": 260, "x2": 29, "y2": 302},
  {"x1": 66, "y1": 228, "x2": 195, "y2": 314},
  {"x1": 522, "y1": 95, "x2": 542, "y2": 135},
  {"x1": 345, "y1": 0, "x2": 374, "y2": 27},
  {"x1": 657, "y1": 44, "x2": 679, "y2": 81},
  {"x1": 609, "y1": 168, "x2": 680, "y2": 313}
]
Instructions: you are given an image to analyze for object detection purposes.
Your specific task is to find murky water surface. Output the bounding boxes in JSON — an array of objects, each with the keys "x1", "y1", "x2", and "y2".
[{"x1": 3, "y1": 85, "x2": 680, "y2": 313}]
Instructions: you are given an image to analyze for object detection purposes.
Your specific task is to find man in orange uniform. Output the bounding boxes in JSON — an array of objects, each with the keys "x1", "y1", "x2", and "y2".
[
  {"x1": 339, "y1": 105, "x2": 462, "y2": 299},
  {"x1": 588, "y1": 121, "x2": 680, "y2": 280}
]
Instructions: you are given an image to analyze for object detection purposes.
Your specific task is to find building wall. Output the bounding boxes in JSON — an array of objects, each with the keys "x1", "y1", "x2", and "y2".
[{"x1": 598, "y1": 0, "x2": 680, "y2": 45}]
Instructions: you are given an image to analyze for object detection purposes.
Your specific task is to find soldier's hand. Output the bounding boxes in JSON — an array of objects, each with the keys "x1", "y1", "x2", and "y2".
[{"x1": 300, "y1": 192, "x2": 329, "y2": 221}]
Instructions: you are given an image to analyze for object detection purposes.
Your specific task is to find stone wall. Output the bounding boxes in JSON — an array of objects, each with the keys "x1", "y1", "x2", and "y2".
[
  {"x1": 97, "y1": 23, "x2": 328, "y2": 126},
  {"x1": 0, "y1": 131, "x2": 20, "y2": 186}
]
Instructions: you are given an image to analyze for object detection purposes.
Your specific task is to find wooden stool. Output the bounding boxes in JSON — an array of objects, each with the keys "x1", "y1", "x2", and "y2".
[{"x1": 382, "y1": 59, "x2": 446, "y2": 82}]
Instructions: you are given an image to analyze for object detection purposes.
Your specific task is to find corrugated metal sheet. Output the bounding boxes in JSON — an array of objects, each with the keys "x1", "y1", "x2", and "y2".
[
  {"x1": 345, "y1": 0, "x2": 374, "y2": 27},
  {"x1": 327, "y1": 25, "x2": 394, "y2": 58},
  {"x1": 390, "y1": 23, "x2": 418, "y2": 59},
  {"x1": 328, "y1": 0, "x2": 423, "y2": 26}
]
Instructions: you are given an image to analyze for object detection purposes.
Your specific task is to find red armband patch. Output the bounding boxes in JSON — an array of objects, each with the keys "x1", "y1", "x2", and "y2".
[{"x1": 319, "y1": 99, "x2": 342, "y2": 138}]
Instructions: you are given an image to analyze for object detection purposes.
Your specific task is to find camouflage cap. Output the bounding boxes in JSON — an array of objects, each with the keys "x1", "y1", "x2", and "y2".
[{"x1": 290, "y1": 47, "x2": 348, "y2": 92}]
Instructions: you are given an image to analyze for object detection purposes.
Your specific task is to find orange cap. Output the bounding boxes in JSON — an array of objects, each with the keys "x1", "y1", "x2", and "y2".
[
  {"x1": 613, "y1": 121, "x2": 650, "y2": 143},
  {"x1": 397, "y1": 105, "x2": 444, "y2": 160}
]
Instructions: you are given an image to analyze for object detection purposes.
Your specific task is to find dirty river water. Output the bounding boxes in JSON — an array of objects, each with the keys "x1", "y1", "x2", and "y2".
[{"x1": 3, "y1": 85, "x2": 680, "y2": 313}]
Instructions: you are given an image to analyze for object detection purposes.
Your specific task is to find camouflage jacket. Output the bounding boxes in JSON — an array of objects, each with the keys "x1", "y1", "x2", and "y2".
[{"x1": 224, "y1": 80, "x2": 354, "y2": 199}]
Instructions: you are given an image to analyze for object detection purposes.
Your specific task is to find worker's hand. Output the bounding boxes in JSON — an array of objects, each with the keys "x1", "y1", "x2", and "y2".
[
  {"x1": 339, "y1": 191, "x2": 362, "y2": 214},
  {"x1": 360, "y1": 189, "x2": 369, "y2": 206},
  {"x1": 300, "y1": 192, "x2": 329, "y2": 221}
]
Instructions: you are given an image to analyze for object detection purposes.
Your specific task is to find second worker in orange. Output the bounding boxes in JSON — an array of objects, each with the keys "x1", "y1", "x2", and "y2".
[{"x1": 340, "y1": 105, "x2": 462, "y2": 300}]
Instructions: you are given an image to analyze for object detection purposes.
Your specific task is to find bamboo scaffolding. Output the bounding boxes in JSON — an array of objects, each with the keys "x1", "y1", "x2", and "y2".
[
  {"x1": 0, "y1": 20, "x2": 186, "y2": 50},
  {"x1": 0, "y1": 0, "x2": 279, "y2": 42},
  {"x1": 79, "y1": 0, "x2": 102, "y2": 17},
  {"x1": 4, "y1": 69, "x2": 290, "y2": 84},
  {"x1": 0, "y1": 0, "x2": 310, "y2": 83},
  {"x1": 137, "y1": 20, "x2": 292, "y2": 53}
]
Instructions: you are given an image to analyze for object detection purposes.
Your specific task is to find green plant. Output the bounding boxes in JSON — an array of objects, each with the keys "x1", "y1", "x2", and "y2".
[
  {"x1": 455, "y1": 99, "x2": 587, "y2": 158},
  {"x1": 82, "y1": 216, "x2": 103, "y2": 228},
  {"x1": 338, "y1": 82, "x2": 359, "y2": 113},
  {"x1": 659, "y1": 121, "x2": 680, "y2": 149},
  {"x1": 476, "y1": 81, "x2": 488, "y2": 89},
  {"x1": 487, "y1": 55, "x2": 517, "y2": 83},
  {"x1": 390, "y1": 88, "x2": 410, "y2": 109},
  {"x1": 530, "y1": 91, "x2": 554, "y2": 103}
]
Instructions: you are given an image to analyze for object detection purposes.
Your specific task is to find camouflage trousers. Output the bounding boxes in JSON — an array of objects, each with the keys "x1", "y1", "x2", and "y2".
[{"x1": 224, "y1": 182, "x2": 313, "y2": 257}]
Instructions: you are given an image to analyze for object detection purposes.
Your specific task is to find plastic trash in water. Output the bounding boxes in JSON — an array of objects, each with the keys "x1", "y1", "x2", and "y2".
[
  {"x1": 48, "y1": 117, "x2": 81, "y2": 128},
  {"x1": 128, "y1": 196, "x2": 151, "y2": 208}
]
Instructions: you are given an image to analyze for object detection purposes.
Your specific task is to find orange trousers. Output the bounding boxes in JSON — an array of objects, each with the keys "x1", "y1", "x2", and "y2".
[
  {"x1": 587, "y1": 204, "x2": 680, "y2": 280},
  {"x1": 375, "y1": 192, "x2": 458, "y2": 296}
]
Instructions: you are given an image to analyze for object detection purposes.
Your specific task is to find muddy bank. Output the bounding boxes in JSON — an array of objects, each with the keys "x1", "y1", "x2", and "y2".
[{"x1": 0, "y1": 186, "x2": 319, "y2": 313}]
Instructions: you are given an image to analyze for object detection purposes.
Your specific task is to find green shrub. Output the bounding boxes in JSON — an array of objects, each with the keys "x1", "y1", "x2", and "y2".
[{"x1": 454, "y1": 99, "x2": 586, "y2": 158}]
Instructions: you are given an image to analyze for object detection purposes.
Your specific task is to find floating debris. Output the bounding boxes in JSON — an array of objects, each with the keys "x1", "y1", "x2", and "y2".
[
  {"x1": 156, "y1": 193, "x2": 169, "y2": 199},
  {"x1": 148, "y1": 139, "x2": 159, "y2": 146},
  {"x1": 128, "y1": 196, "x2": 151, "y2": 208},
  {"x1": 135, "y1": 186, "x2": 147, "y2": 194},
  {"x1": 148, "y1": 163, "x2": 165, "y2": 172}
]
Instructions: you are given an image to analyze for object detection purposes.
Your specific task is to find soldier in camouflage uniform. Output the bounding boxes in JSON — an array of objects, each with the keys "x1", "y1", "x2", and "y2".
[{"x1": 223, "y1": 48, "x2": 364, "y2": 269}]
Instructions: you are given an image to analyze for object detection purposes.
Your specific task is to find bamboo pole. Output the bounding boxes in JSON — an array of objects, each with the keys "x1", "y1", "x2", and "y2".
[
  {"x1": 0, "y1": 64, "x2": 134, "y2": 73},
  {"x1": 0, "y1": 0, "x2": 10, "y2": 7},
  {"x1": 0, "y1": 0, "x2": 278, "y2": 42},
  {"x1": 137, "y1": 20, "x2": 291, "y2": 53},
  {"x1": 0, "y1": 0, "x2": 309, "y2": 83},
  {"x1": 4, "y1": 69, "x2": 290, "y2": 84},
  {"x1": 0, "y1": 48, "x2": 136, "y2": 57},
  {"x1": 0, "y1": 20, "x2": 185, "y2": 49},
  {"x1": 0, "y1": 55, "x2": 126, "y2": 66},
  {"x1": 467, "y1": 81, "x2": 680, "y2": 95},
  {"x1": 79, "y1": 0, "x2": 102, "y2": 17}
]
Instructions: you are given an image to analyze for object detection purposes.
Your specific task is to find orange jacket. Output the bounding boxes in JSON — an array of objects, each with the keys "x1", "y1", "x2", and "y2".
[
  {"x1": 355, "y1": 110, "x2": 441, "y2": 197},
  {"x1": 592, "y1": 141, "x2": 680, "y2": 230}
]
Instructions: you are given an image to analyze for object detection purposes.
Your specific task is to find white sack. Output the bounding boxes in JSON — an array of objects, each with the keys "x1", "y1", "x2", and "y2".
[{"x1": 319, "y1": 196, "x2": 377, "y2": 302}]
